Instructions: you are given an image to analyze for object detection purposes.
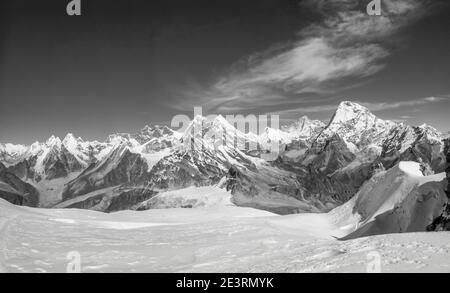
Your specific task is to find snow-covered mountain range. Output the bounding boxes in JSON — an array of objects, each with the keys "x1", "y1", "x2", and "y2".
[{"x1": 0, "y1": 101, "x2": 448, "y2": 220}]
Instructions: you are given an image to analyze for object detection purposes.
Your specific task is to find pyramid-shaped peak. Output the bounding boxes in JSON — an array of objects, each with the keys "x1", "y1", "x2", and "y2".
[
  {"x1": 337, "y1": 101, "x2": 371, "y2": 113},
  {"x1": 330, "y1": 101, "x2": 375, "y2": 125},
  {"x1": 64, "y1": 133, "x2": 76, "y2": 139}
]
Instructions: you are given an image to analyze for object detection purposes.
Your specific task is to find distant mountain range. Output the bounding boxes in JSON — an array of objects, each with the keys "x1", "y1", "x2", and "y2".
[{"x1": 0, "y1": 101, "x2": 448, "y2": 215}]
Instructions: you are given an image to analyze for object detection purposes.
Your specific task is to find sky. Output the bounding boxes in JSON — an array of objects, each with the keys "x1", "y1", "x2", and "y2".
[{"x1": 0, "y1": 0, "x2": 449, "y2": 144}]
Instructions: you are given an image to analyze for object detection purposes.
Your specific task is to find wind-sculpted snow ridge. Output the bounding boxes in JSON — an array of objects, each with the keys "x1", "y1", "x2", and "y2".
[{"x1": 330, "y1": 162, "x2": 447, "y2": 239}]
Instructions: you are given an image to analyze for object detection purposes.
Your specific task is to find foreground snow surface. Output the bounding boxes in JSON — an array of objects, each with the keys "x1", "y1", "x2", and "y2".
[{"x1": 1, "y1": 186, "x2": 449, "y2": 273}]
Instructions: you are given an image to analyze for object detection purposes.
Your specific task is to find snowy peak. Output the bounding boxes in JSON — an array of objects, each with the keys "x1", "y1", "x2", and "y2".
[
  {"x1": 0, "y1": 143, "x2": 28, "y2": 156},
  {"x1": 179, "y1": 115, "x2": 261, "y2": 153},
  {"x1": 259, "y1": 127, "x2": 293, "y2": 146},
  {"x1": 106, "y1": 125, "x2": 178, "y2": 146},
  {"x1": 417, "y1": 124, "x2": 442, "y2": 143},
  {"x1": 62, "y1": 133, "x2": 83, "y2": 146},
  {"x1": 136, "y1": 125, "x2": 175, "y2": 142},
  {"x1": 314, "y1": 101, "x2": 398, "y2": 151},
  {"x1": 330, "y1": 101, "x2": 376, "y2": 125},
  {"x1": 282, "y1": 116, "x2": 326, "y2": 140},
  {"x1": 297, "y1": 116, "x2": 324, "y2": 128},
  {"x1": 107, "y1": 133, "x2": 138, "y2": 146},
  {"x1": 45, "y1": 135, "x2": 62, "y2": 148}
]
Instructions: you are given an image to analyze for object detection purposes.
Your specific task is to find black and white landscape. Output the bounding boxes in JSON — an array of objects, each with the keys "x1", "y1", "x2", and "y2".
[
  {"x1": 1, "y1": 101, "x2": 450, "y2": 272},
  {"x1": 1, "y1": 0, "x2": 450, "y2": 273}
]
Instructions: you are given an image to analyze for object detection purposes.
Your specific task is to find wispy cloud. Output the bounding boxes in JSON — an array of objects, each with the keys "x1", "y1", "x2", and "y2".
[
  {"x1": 359, "y1": 96, "x2": 448, "y2": 111},
  {"x1": 173, "y1": 0, "x2": 441, "y2": 113},
  {"x1": 272, "y1": 96, "x2": 448, "y2": 117}
]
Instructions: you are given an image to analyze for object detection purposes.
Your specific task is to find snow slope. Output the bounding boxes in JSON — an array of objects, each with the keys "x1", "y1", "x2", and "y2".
[
  {"x1": 1, "y1": 175, "x2": 450, "y2": 273},
  {"x1": 1, "y1": 193, "x2": 449, "y2": 273}
]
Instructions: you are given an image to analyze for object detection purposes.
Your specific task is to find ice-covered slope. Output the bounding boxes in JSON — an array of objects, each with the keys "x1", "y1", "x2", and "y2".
[{"x1": 330, "y1": 162, "x2": 447, "y2": 239}]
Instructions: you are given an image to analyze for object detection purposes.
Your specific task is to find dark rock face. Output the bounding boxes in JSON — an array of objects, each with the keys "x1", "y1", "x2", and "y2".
[
  {"x1": 7, "y1": 156, "x2": 37, "y2": 181},
  {"x1": 0, "y1": 162, "x2": 39, "y2": 207},
  {"x1": 217, "y1": 133, "x2": 377, "y2": 213},
  {"x1": 307, "y1": 134, "x2": 356, "y2": 175},
  {"x1": 43, "y1": 144, "x2": 85, "y2": 180},
  {"x1": 62, "y1": 146, "x2": 149, "y2": 201},
  {"x1": 225, "y1": 166, "x2": 258, "y2": 197},
  {"x1": 427, "y1": 204, "x2": 450, "y2": 231},
  {"x1": 7, "y1": 144, "x2": 85, "y2": 182},
  {"x1": 272, "y1": 134, "x2": 364, "y2": 206},
  {"x1": 427, "y1": 139, "x2": 450, "y2": 231},
  {"x1": 145, "y1": 150, "x2": 229, "y2": 191},
  {"x1": 105, "y1": 188, "x2": 157, "y2": 212},
  {"x1": 62, "y1": 186, "x2": 157, "y2": 213},
  {"x1": 380, "y1": 125, "x2": 444, "y2": 173}
]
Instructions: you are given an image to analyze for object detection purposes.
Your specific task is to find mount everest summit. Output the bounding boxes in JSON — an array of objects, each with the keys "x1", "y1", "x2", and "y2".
[{"x1": 0, "y1": 101, "x2": 448, "y2": 233}]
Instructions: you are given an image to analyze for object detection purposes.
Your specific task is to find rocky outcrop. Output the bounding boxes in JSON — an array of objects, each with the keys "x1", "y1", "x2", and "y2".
[
  {"x1": 7, "y1": 140, "x2": 87, "y2": 182},
  {"x1": 145, "y1": 149, "x2": 230, "y2": 191},
  {"x1": 380, "y1": 124, "x2": 445, "y2": 173},
  {"x1": 272, "y1": 134, "x2": 365, "y2": 206},
  {"x1": 60, "y1": 186, "x2": 157, "y2": 213},
  {"x1": 0, "y1": 162, "x2": 39, "y2": 207},
  {"x1": 427, "y1": 139, "x2": 450, "y2": 231},
  {"x1": 7, "y1": 156, "x2": 37, "y2": 181}
]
